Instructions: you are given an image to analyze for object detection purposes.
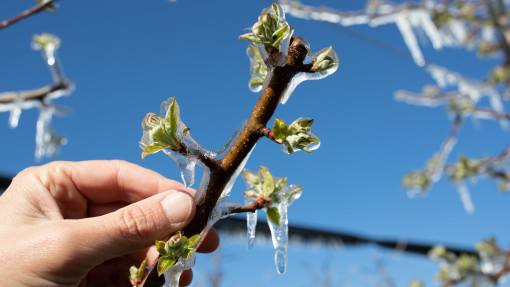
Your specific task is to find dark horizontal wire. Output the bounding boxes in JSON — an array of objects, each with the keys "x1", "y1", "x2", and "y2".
[{"x1": 0, "y1": 174, "x2": 476, "y2": 256}]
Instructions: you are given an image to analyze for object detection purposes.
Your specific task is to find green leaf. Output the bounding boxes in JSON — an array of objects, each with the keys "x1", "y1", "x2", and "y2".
[
  {"x1": 157, "y1": 256, "x2": 176, "y2": 276},
  {"x1": 267, "y1": 207, "x2": 281, "y2": 226},
  {"x1": 187, "y1": 234, "x2": 201, "y2": 247},
  {"x1": 274, "y1": 177, "x2": 288, "y2": 192},
  {"x1": 138, "y1": 258, "x2": 148, "y2": 279},
  {"x1": 167, "y1": 98, "x2": 178, "y2": 134},
  {"x1": 272, "y1": 3, "x2": 280, "y2": 17},
  {"x1": 260, "y1": 166, "x2": 275, "y2": 196},
  {"x1": 239, "y1": 33, "x2": 262, "y2": 44},
  {"x1": 180, "y1": 248, "x2": 196, "y2": 260},
  {"x1": 155, "y1": 240, "x2": 166, "y2": 254},
  {"x1": 272, "y1": 24, "x2": 288, "y2": 39},
  {"x1": 273, "y1": 118, "x2": 288, "y2": 141},
  {"x1": 249, "y1": 77, "x2": 264, "y2": 88},
  {"x1": 141, "y1": 145, "x2": 167, "y2": 159},
  {"x1": 242, "y1": 170, "x2": 263, "y2": 191}
]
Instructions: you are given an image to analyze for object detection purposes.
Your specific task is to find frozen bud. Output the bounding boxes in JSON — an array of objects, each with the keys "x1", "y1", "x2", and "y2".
[
  {"x1": 32, "y1": 33, "x2": 61, "y2": 50},
  {"x1": 311, "y1": 47, "x2": 336, "y2": 74},
  {"x1": 490, "y1": 66, "x2": 510, "y2": 84},
  {"x1": 429, "y1": 245, "x2": 447, "y2": 260},
  {"x1": 475, "y1": 237, "x2": 498, "y2": 259},
  {"x1": 243, "y1": 189, "x2": 259, "y2": 200},
  {"x1": 239, "y1": 3, "x2": 292, "y2": 52},
  {"x1": 454, "y1": 254, "x2": 477, "y2": 276},
  {"x1": 129, "y1": 258, "x2": 148, "y2": 287},
  {"x1": 273, "y1": 117, "x2": 320, "y2": 154},
  {"x1": 402, "y1": 171, "x2": 430, "y2": 192}
]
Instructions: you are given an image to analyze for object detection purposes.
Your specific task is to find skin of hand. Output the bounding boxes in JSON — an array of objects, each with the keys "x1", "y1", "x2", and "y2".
[{"x1": 0, "y1": 160, "x2": 219, "y2": 287}]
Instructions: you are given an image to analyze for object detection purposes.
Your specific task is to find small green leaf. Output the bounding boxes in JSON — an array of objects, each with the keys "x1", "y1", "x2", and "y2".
[
  {"x1": 187, "y1": 234, "x2": 201, "y2": 247},
  {"x1": 157, "y1": 256, "x2": 176, "y2": 276},
  {"x1": 249, "y1": 77, "x2": 264, "y2": 88},
  {"x1": 273, "y1": 118, "x2": 288, "y2": 141},
  {"x1": 242, "y1": 170, "x2": 263, "y2": 191},
  {"x1": 239, "y1": 33, "x2": 262, "y2": 44},
  {"x1": 142, "y1": 145, "x2": 167, "y2": 159},
  {"x1": 180, "y1": 248, "x2": 196, "y2": 260},
  {"x1": 155, "y1": 240, "x2": 166, "y2": 254},
  {"x1": 272, "y1": 3, "x2": 280, "y2": 17},
  {"x1": 274, "y1": 177, "x2": 288, "y2": 192},
  {"x1": 138, "y1": 258, "x2": 148, "y2": 279},
  {"x1": 260, "y1": 166, "x2": 275, "y2": 196},
  {"x1": 267, "y1": 207, "x2": 281, "y2": 226}
]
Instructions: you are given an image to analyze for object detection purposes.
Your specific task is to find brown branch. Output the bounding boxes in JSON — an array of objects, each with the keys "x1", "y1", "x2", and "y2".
[
  {"x1": 472, "y1": 107, "x2": 510, "y2": 120},
  {"x1": 0, "y1": 82, "x2": 69, "y2": 104},
  {"x1": 0, "y1": 0, "x2": 59, "y2": 31},
  {"x1": 485, "y1": 0, "x2": 510, "y2": 66},
  {"x1": 226, "y1": 196, "x2": 271, "y2": 215},
  {"x1": 141, "y1": 37, "x2": 311, "y2": 287},
  {"x1": 259, "y1": 127, "x2": 279, "y2": 143}
]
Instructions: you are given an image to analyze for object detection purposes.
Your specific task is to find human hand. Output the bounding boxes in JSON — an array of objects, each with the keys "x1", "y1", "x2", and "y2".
[{"x1": 0, "y1": 160, "x2": 219, "y2": 287}]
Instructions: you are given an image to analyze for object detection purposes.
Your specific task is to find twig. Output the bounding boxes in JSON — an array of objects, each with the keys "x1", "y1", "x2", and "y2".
[
  {"x1": 0, "y1": 0, "x2": 59, "y2": 31},
  {"x1": 226, "y1": 197, "x2": 271, "y2": 215},
  {"x1": 0, "y1": 82, "x2": 69, "y2": 104},
  {"x1": 259, "y1": 126, "x2": 279, "y2": 143},
  {"x1": 141, "y1": 37, "x2": 311, "y2": 287},
  {"x1": 485, "y1": 0, "x2": 510, "y2": 65}
]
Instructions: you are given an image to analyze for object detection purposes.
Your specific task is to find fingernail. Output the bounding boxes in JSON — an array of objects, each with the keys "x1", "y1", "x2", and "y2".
[{"x1": 161, "y1": 191, "x2": 193, "y2": 225}]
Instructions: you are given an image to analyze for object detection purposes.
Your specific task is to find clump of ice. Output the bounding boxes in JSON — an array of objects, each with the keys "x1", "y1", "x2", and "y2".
[
  {"x1": 163, "y1": 254, "x2": 196, "y2": 287},
  {"x1": 280, "y1": 37, "x2": 339, "y2": 104}
]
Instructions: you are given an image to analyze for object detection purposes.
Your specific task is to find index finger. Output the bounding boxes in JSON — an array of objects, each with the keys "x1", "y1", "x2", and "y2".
[{"x1": 54, "y1": 160, "x2": 192, "y2": 203}]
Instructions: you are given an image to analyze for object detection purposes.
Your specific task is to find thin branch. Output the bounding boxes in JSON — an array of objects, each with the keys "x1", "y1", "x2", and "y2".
[
  {"x1": 226, "y1": 197, "x2": 271, "y2": 215},
  {"x1": 0, "y1": 82, "x2": 69, "y2": 104},
  {"x1": 485, "y1": 0, "x2": 510, "y2": 65},
  {"x1": 472, "y1": 107, "x2": 510, "y2": 120},
  {"x1": 259, "y1": 127, "x2": 279, "y2": 143},
  {"x1": 141, "y1": 37, "x2": 311, "y2": 287},
  {"x1": 0, "y1": 0, "x2": 59, "y2": 31}
]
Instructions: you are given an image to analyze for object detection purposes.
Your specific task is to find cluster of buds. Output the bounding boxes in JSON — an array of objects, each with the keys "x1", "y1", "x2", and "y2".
[
  {"x1": 272, "y1": 117, "x2": 320, "y2": 154},
  {"x1": 129, "y1": 258, "x2": 148, "y2": 287},
  {"x1": 447, "y1": 97, "x2": 474, "y2": 116},
  {"x1": 247, "y1": 45, "x2": 270, "y2": 92},
  {"x1": 446, "y1": 156, "x2": 486, "y2": 182},
  {"x1": 490, "y1": 66, "x2": 510, "y2": 85},
  {"x1": 32, "y1": 33, "x2": 61, "y2": 50},
  {"x1": 310, "y1": 46, "x2": 336, "y2": 75},
  {"x1": 36, "y1": 0, "x2": 59, "y2": 14},
  {"x1": 242, "y1": 166, "x2": 302, "y2": 225},
  {"x1": 155, "y1": 232, "x2": 201, "y2": 276},
  {"x1": 429, "y1": 245, "x2": 478, "y2": 283},
  {"x1": 140, "y1": 98, "x2": 189, "y2": 159},
  {"x1": 402, "y1": 170, "x2": 430, "y2": 193},
  {"x1": 239, "y1": 3, "x2": 292, "y2": 52}
]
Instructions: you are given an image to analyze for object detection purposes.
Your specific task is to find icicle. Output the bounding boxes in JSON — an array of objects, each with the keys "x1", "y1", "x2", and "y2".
[
  {"x1": 280, "y1": 38, "x2": 339, "y2": 104},
  {"x1": 394, "y1": 14, "x2": 425, "y2": 66},
  {"x1": 163, "y1": 254, "x2": 196, "y2": 287},
  {"x1": 266, "y1": 183, "x2": 302, "y2": 274},
  {"x1": 246, "y1": 209, "x2": 257, "y2": 249},
  {"x1": 455, "y1": 182, "x2": 475, "y2": 213},
  {"x1": 34, "y1": 104, "x2": 66, "y2": 161}
]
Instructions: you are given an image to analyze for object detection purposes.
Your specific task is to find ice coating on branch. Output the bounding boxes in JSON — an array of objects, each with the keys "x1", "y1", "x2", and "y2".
[
  {"x1": 0, "y1": 33, "x2": 73, "y2": 160},
  {"x1": 455, "y1": 182, "x2": 474, "y2": 213},
  {"x1": 140, "y1": 98, "x2": 245, "y2": 188},
  {"x1": 279, "y1": 0, "x2": 480, "y2": 66},
  {"x1": 427, "y1": 64, "x2": 508, "y2": 127},
  {"x1": 35, "y1": 104, "x2": 67, "y2": 160},
  {"x1": 280, "y1": 38, "x2": 339, "y2": 104},
  {"x1": 163, "y1": 254, "x2": 196, "y2": 287}
]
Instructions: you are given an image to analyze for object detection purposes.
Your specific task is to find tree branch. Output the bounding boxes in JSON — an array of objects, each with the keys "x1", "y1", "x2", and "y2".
[
  {"x1": 485, "y1": 0, "x2": 510, "y2": 66},
  {"x1": 225, "y1": 197, "x2": 271, "y2": 215},
  {"x1": 141, "y1": 37, "x2": 311, "y2": 287},
  {"x1": 0, "y1": 82, "x2": 70, "y2": 104},
  {"x1": 259, "y1": 127, "x2": 279, "y2": 143},
  {"x1": 0, "y1": 0, "x2": 59, "y2": 31}
]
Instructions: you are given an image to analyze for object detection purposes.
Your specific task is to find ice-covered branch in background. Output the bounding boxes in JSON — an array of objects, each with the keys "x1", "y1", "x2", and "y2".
[
  {"x1": 279, "y1": 0, "x2": 501, "y2": 66},
  {"x1": 0, "y1": 33, "x2": 73, "y2": 160},
  {"x1": 399, "y1": 64, "x2": 510, "y2": 212}
]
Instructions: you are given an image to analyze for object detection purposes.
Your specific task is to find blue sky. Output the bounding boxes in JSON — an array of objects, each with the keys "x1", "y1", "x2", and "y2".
[{"x1": 1, "y1": 1, "x2": 510, "y2": 286}]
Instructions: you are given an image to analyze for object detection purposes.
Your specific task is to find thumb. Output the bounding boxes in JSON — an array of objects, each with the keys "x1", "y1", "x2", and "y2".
[{"x1": 72, "y1": 190, "x2": 195, "y2": 263}]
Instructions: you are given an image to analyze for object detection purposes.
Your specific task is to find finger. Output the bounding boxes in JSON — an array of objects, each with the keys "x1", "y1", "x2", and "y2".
[
  {"x1": 46, "y1": 160, "x2": 194, "y2": 204},
  {"x1": 68, "y1": 190, "x2": 195, "y2": 264},
  {"x1": 197, "y1": 228, "x2": 220, "y2": 254},
  {"x1": 87, "y1": 202, "x2": 128, "y2": 217},
  {"x1": 180, "y1": 269, "x2": 193, "y2": 286}
]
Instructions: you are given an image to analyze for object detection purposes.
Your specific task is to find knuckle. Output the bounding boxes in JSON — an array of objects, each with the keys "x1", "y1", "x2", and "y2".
[{"x1": 116, "y1": 205, "x2": 157, "y2": 243}]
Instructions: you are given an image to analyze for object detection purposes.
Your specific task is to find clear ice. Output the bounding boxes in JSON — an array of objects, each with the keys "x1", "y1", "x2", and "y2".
[
  {"x1": 0, "y1": 33, "x2": 73, "y2": 160},
  {"x1": 279, "y1": 37, "x2": 339, "y2": 104},
  {"x1": 266, "y1": 183, "x2": 302, "y2": 274},
  {"x1": 455, "y1": 182, "x2": 475, "y2": 213},
  {"x1": 163, "y1": 254, "x2": 196, "y2": 287}
]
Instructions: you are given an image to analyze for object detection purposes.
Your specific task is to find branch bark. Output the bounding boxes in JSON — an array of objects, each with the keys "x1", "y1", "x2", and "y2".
[
  {"x1": 0, "y1": 0, "x2": 59, "y2": 31},
  {"x1": 0, "y1": 82, "x2": 70, "y2": 104},
  {"x1": 141, "y1": 37, "x2": 311, "y2": 287}
]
